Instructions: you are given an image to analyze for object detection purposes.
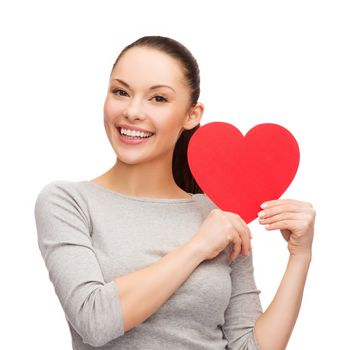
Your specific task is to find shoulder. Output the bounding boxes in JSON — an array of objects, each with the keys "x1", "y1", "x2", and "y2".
[
  {"x1": 34, "y1": 180, "x2": 91, "y2": 228},
  {"x1": 200, "y1": 193, "x2": 219, "y2": 211},
  {"x1": 192, "y1": 193, "x2": 220, "y2": 218},
  {"x1": 35, "y1": 179, "x2": 79, "y2": 201},
  {"x1": 34, "y1": 180, "x2": 89, "y2": 213}
]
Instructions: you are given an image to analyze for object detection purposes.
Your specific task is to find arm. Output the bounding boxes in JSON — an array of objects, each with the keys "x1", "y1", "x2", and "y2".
[
  {"x1": 34, "y1": 182, "x2": 125, "y2": 347},
  {"x1": 221, "y1": 251, "x2": 263, "y2": 350},
  {"x1": 114, "y1": 240, "x2": 204, "y2": 332},
  {"x1": 34, "y1": 181, "x2": 205, "y2": 346},
  {"x1": 254, "y1": 199, "x2": 315, "y2": 350},
  {"x1": 253, "y1": 253, "x2": 311, "y2": 350}
]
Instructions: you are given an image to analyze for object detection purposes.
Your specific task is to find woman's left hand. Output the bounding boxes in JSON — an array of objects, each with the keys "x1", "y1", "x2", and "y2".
[{"x1": 257, "y1": 199, "x2": 316, "y2": 258}]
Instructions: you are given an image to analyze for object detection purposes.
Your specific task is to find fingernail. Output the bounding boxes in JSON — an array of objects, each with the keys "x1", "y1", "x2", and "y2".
[
  {"x1": 260, "y1": 202, "x2": 268, "y2": 209},
  {"x1": 258, "y1": 211, "x2": 266, "y2": 217}
]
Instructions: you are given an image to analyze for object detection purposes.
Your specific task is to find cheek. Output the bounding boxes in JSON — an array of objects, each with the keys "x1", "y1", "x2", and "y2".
[
  {"x1": 156, "y1": 116, "x2": 181, "y2": 136},
  {"x1": 103, "y1": 99, "x2": 118, "y2": 139},
  {"x1": 157, "y1": 106, "x2": 185, "y2": 129},
  {"x1": 103, "y1": 97, "x2": 123, "y2": 121}
]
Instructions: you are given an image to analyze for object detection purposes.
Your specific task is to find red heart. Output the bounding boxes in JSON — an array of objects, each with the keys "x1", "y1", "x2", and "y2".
[{"x1": 187, "y1": 122, "x2": 300, "y2": 223}]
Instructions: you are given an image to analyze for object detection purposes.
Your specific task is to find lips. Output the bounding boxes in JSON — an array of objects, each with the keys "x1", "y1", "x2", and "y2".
[
  {"x1": 116, "y1": 127, "x2": 152, "y2": 136},
  {"x1": 117, "y1": 124, "x2": 155, "y2": 134},
  {"x1": 116, "y1": 127, "x2": 154, "y2": 138},
  {"x1": 116, "y1": 126, "x2": 155, "y2": 145}
]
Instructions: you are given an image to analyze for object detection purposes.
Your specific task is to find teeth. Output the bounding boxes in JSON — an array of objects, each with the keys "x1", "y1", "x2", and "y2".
[{"x1": 120, "y1": 128, "x2": 153, "y2": 138}]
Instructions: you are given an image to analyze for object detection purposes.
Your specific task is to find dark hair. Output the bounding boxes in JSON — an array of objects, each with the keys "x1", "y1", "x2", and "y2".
[{"x1": 111, "y1": 35, "x2": 203, "y2": 194}]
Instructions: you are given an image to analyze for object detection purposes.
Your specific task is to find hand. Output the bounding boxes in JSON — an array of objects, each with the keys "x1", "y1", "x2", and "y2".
[
  {"x1": 257, "y1": 199, "x2": 316, "y2": 258},
  {"x1": 190, "y1": 208, "x2": 252, "y2": 262}
]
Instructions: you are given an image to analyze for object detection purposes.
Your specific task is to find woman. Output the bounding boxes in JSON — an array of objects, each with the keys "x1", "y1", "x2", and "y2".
[{"x1": 34, "y1": 36, "x2": 315, "y2": 349}]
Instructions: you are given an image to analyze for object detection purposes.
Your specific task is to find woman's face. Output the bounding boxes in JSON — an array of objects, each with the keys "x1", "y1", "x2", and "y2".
[{"x1": 103, "y1": 46, "x2": 201, "y2": 165}]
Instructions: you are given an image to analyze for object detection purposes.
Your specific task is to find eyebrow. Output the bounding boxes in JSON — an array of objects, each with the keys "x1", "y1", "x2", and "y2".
[{"x1": 111, "y1": 78, "x2": 176, "y2": 93}]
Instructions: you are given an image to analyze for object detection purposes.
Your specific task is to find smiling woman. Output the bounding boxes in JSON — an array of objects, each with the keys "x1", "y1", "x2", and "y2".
[
  {"x1": 34, "y1": 35, "x2": 315, "y2": 350},
  {"x1": 99, "y1": 38, "x2": 205, "y2": 197}
]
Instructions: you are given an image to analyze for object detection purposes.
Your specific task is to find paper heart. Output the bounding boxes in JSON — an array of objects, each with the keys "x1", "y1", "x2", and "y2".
[{"x1": 187, "y1": 122, "x2": 300, "y2": 223}]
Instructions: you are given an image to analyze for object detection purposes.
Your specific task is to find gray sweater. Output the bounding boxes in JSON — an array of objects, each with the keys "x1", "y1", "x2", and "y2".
[{"x1": 34, "y1": 180, "x2": 263, "y2": 349}]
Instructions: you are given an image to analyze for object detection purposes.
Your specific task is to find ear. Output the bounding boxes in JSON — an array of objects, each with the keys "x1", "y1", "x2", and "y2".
[{"x1": 182, "y1": 102, "x2": 204, "y2": 130}]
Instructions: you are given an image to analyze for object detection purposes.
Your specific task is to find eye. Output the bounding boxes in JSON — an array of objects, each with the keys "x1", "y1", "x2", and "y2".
[
  {"x1": 152, "y1": 95, "x2": 168, "y2": 103},
  {"x1": 112, "y1": 88, "x2": 129, "y2": 97}
]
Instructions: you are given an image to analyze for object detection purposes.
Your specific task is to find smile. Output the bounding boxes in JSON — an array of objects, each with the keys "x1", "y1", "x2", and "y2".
[
  {"x1": 116, "y1": 127, "x2": 154, "y2": 145},
  {"x1": 120, "y1": 127, "x2": 154, "y2": 138}
]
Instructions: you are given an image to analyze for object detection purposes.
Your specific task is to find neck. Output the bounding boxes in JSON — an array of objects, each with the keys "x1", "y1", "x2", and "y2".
[{"x1": 98, "y1": 154, "x2": 188, "y2": 198}]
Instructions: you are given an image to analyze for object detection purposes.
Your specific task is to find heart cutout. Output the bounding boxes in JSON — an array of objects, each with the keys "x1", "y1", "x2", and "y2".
[{"x1": 187, "y1": 122, "x2": 300, "y2": 223}]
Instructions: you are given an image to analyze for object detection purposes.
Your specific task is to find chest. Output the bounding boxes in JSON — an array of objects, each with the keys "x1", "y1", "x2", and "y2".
[{"x1": 89, "y1": 202, "x2": 233, "y2": 326}]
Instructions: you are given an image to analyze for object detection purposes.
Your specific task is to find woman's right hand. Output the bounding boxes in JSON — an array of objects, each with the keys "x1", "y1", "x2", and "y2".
[{"x1": 190, "y1": 208, "x2": 252, "y2": 262}]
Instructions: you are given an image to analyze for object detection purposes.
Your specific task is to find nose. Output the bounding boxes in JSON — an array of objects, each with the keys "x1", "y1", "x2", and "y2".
[{"x1": 124, "y1": 97, "x2": 146, "y2": 121}]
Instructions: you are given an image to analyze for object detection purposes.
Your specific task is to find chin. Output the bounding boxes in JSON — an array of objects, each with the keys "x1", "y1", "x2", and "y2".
[{"x1": 115, "y1": 152, "x2": 149, "y2": 166}]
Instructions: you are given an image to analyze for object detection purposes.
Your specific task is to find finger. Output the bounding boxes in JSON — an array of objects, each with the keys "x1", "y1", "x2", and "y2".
[
  {"x1": 239, "y1": 223, "x2": 252, "y2": 256},
  {"x1": 260, "y1": 198, "x2": 306, "y2": 209},
  {"x1": 224, "y1": 212, "x2": 251, "y2": 256},
  {"x1": 224, "y1": 211, "x2": 253, "y2": 244},
  {"x1": 263, "y1": 218, "x2": 303, "y2": 231},
  {"x1": 258, "y1": 211, "x2": 296, "y2": 225},
  {"x1": 258, "y1": 204, "x2": 303, "y2": 220},
  {"x1": 246, "y1": 225, "x2": 253, "y2": 240},
  {"x1": 229, "y1": 236, "x2": 242, "y2": 262}
]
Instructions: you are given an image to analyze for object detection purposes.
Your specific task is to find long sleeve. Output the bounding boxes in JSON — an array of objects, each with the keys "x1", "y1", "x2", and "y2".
[
  {"x1": 34, "y1": 181, "x2": 125, "y2": 347},
  {"x1": 221, "y1": 251, "x2": 263, "y2": 350}
]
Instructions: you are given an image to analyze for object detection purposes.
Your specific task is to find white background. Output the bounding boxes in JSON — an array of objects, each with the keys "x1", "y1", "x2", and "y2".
[{"x1": 1, "y1": 0, "x2": 346, "y2": 349}]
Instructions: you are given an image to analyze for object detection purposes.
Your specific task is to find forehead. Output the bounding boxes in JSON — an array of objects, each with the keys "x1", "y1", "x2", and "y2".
[{"x1": 111, "y1": 47, "x2": 186, "y2": 87}]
